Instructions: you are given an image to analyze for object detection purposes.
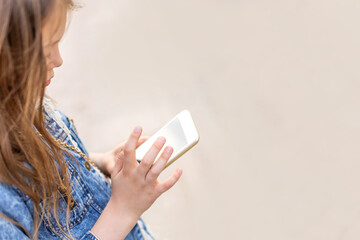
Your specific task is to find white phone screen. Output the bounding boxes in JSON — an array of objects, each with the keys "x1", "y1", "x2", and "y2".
[
  {"x1": 136, "y1": 118, "x2": 187, "y2": 162},
  {"x1": 136, "y1": 110, "x2": 199, "y2": 169}
]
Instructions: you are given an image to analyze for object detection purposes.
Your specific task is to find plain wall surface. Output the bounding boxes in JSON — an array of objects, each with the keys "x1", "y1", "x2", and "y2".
[{"x1": 47, "y1": 0, "x2": 360, "y2": 239}]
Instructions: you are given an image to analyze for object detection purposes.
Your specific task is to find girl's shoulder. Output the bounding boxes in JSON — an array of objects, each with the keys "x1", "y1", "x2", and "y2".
[
  {"x1": 43, "y1": 95, "x2": 69, "y2": 125},
  {"x1": 42, "y1": 96, "x2": 78, "y2": 146}
]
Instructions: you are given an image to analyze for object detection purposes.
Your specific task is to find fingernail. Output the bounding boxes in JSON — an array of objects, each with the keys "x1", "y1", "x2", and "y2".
[
  {"x1": 165, "y1": 146, "x2": 173, "y2": 153},
  {"x1": 177, "y1": 169, "x2": 183, "y2": 175},
  {"x1": 134, "y1": 126, "x2": 142, "y2": 133},
  {"x1": 157, "y1": 136, "x2": 166, "y2": 144}
]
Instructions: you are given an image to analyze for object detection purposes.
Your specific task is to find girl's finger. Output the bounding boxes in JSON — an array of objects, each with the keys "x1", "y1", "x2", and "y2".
[
  {"x1": 137, "y1": 136, "x2": 166, "y2": 176},
  {"x1": 156, "y1": 168, "x2": 182, "y2": 195},
  {"x1": 137, "y1": 136, "x2": 150, "y2": 147},
  {"x1": 145, "y1": 146, "x2": 173, "y2": 183},
  {"x1": 123, "y1": 126, "x2": 142, "y2": 171},
  {"x1": 111, "y1": 151, "x2": 124, "y2": 177}
]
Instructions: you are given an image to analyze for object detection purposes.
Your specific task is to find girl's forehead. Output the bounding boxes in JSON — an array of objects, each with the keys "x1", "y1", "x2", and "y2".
[{"x1": 42, "y1": 2, "x2": 67, "y2": 46}]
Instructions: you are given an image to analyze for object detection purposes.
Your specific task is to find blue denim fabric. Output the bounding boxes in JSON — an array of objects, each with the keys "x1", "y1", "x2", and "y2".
[{"x1": 0, "y1": 102, "x2": 155, "y2": 240}]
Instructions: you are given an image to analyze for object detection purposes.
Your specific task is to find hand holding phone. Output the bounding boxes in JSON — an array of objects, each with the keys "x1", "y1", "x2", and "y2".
[{"x1": 135, "y1": 110, "x2": 199, "y2": 170}]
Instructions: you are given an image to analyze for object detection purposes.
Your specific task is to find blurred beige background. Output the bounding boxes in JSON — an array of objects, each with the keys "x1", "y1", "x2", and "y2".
[{"x1": 47, "y1": 0, "x2": 360, "y2": 239}]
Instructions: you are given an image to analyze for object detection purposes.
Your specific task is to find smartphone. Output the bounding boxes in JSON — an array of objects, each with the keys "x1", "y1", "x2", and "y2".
[{"x1": 135, "y1": 110, "x2": 200, "y2": 170}]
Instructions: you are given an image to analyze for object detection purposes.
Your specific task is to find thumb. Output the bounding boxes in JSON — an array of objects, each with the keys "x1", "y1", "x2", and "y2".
[
  {"x1": 137, "y1": 136, "x2": 150, "y2": 147},
  {"x1": 111, "y1": 152, "x2": 124, "y2": 177}
]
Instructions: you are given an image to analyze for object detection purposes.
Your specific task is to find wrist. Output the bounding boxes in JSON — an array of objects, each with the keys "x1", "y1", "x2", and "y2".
[
  {"x1": 107, "y1": 197, "x2": 140, "y2": 221},
  {"x1": 91, "y1": 198, "x2": 139, "y2": 240}
]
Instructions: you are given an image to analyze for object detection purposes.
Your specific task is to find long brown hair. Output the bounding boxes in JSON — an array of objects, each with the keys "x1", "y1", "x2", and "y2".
[{"x1": 0, "y1": 0, "x2": 77, "y2": 238}]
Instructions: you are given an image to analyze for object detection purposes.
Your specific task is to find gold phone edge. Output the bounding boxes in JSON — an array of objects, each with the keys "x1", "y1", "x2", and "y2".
[{"x1": 162, "y1": 136, "x2": 200, "y2": 171}]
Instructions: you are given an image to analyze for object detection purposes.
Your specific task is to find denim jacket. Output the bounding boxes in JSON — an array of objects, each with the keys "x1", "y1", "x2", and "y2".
[{"x1": 0, "y1": 99, "x2": 154, "y2": 240}]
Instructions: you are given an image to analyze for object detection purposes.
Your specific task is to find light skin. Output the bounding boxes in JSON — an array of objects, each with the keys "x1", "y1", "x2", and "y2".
[
  {"x1": 41, "y1": 1, "x2": 65, "y2": 86},
  {"x1": 42, "y1": 2, "x2": 182, "y2": 239}
]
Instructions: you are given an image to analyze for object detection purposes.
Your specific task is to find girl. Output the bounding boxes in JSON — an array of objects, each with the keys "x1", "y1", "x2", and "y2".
[{"x1": 0, "y1": 0, "x2": 182, "y2": 239}]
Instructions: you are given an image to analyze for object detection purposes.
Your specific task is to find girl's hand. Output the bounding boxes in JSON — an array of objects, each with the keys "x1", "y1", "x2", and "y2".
[
  {"x1": 110, "y1": 126, "x2": 182, "y2": 218},
  {"x1": 90, "y1": 136, "x2": 149, "y2": 177},
  {"x1": 91, "y1": 126, "x2": 182, "y2": 239}
]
